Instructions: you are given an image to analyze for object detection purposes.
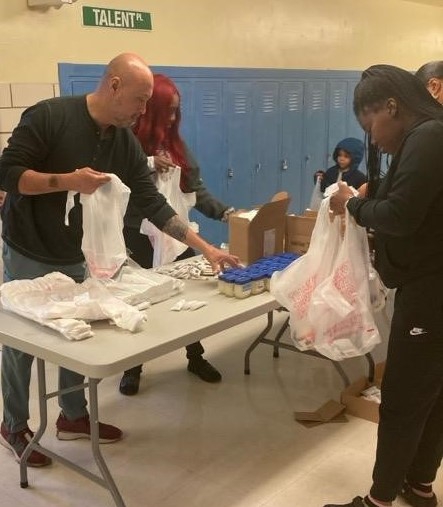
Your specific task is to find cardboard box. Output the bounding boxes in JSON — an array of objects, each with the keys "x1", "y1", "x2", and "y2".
[
  {"x1": 229, "y1": 192, "x2": 290, "y2": 265},
  {"x1": 285, "y1": 210, "x2": 317, "y2": 255},
  {"x1": 340, "y1": 362, "x2": 385, "y2": 423}
]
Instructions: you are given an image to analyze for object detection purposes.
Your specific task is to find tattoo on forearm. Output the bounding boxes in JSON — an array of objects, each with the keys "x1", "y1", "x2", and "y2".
[
  {"x1": 48, "y1": 175, "x2": 58, "y2": 189},
  {"x1": 163, "y1": 215, "x2": 188, "y2": 242}
]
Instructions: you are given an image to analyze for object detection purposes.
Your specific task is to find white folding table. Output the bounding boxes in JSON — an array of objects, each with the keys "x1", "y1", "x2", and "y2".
[{"x1": 0, "y1": 279, "x2": 280, "y2": 507}]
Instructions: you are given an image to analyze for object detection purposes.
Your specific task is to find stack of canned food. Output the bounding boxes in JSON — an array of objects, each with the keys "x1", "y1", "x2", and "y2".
[{"x1": 217, "y1": 253, "x2": 301, "y2": 299}]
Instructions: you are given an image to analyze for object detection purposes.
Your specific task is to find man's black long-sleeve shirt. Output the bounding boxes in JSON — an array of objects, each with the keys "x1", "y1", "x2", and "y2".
[{"x1": 0, "y1": 96, "x2": 176, "y2": 265}]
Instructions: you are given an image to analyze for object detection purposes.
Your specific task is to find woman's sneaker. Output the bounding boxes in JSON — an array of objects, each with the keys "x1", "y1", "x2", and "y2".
[
  {"x1": 119, "y1": 371, "x2": 141, "y2": 396},
  {"x1": 187, "y1": 358, "x2": 222, "y2": 383},
  {"x1": 0, "y1": 422, "x2": 52, "y2": 467},
  {"x1": 400, "y1": 482, "x2": 437, "y2": 507}
]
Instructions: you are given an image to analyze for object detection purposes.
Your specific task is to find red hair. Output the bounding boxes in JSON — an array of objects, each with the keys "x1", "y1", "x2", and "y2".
[{"x1": 133, "y1": 74, "x2": 188, "y2": 173}]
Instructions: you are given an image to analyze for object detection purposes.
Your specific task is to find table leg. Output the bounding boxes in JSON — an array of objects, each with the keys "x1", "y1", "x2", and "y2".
[
  {"x1": 20, "y1": 358, "x2": 48, "y2": 487},
  {"x1": 244, "y1": 311, "x2": 274, "y2": 374},
  {"x1": 88, "y1": 378, "x2": 126, "y2": 507},
  {"x1": 17, "y1": 360, "x2": 126, "y2": 506}
]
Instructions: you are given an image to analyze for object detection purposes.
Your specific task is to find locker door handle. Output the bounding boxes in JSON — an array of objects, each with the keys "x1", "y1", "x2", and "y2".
[
  {"x1": 255, "y1": 163, "x2": 261, "y2": 173},
  {"x1": 281, "y1": 159, "x2": 288, "y2": 171},
  {"x1": 227, "y1": 167, "x2": 234, "y2": 178}
]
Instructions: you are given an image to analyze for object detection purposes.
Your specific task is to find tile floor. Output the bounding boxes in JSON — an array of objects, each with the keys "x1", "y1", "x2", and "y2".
[{"x1": 0, "y1": 305, "x2": 441, "y2": 507}]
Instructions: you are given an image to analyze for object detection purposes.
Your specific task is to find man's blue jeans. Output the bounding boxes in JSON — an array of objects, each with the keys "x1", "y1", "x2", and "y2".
[{"x1": 1, "y1": 243, "x2": 88, "y2": 432}]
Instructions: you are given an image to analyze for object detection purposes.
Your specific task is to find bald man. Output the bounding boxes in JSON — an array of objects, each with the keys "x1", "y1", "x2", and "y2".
[
  {"x1": 0, "y1": 53, "x2": 238, "y2": 467},
  {"x1": 416, "y1": 60, "x2": 443, "y2": 105}
]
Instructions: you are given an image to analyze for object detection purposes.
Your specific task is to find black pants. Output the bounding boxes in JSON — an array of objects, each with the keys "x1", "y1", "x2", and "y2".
[
  {"x1": 370, "y1": 277, "x2": 443, "y2": 501},
  {"x1": 123, "y1": 227, "x2": 205, "y2": 377}
]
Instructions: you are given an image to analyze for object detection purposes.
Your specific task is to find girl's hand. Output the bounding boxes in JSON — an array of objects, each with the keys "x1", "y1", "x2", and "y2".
[
  {"x1": 329, "y1": 182, "x2": 355, "y2": 215},
  {"x1": 357, "y1": 183, "x2": 368, "y2": 198}
]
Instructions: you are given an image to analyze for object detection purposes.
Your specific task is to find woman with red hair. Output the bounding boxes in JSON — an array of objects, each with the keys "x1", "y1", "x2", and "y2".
[{"x1": 120, "y1": 74, "x2": 234, "y2": 396}]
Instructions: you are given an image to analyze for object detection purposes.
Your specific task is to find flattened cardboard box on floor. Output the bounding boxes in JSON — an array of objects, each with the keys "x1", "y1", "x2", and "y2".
[
  {"x1": 341, "y1": 362, "x2": 385, "y2": 423},
  {"x1": 285, "y1": 210, "x2": 317, "y2": 255},
  {"x1": 294, "y1": 399, "x2": 348, "y2": 428},
  {"x1": 229, "y1": 192, "x2": 290, "y2": 265}
]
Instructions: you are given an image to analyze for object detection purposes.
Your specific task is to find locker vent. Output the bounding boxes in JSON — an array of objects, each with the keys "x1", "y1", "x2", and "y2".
[
  {"x1": 332, "y1": 89, "x2": 345, "y2": 109},
  {"x1": 311, "y1": 90, "x2": 324, "y2": 110},
  {"x1": 201, "y1": 91, "x2": 219, "y2": 115},
  {"x1": 287, "y1": 90, "x2": 301, "y2": 111},
  {"x1": 234, "y1": 93, "x2": 248, "y2": 114},
  {"x1": 261, "y1": 92, "x2": 275, "y2": 113}
]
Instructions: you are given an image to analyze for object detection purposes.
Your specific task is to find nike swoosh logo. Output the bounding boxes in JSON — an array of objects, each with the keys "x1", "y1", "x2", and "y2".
[{"x1": 409, "y1": 327, "x2": 428, "y2": 336}]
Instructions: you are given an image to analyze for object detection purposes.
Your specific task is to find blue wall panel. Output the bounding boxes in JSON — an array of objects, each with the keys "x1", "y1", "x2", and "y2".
[{"x1": 58, "y1": 63, "x2": 365, "y2": 245}]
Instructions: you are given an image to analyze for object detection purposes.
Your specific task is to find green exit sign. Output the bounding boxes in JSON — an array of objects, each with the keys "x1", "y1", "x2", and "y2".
[{"x1": 82, "y1": 6, "x2": 152, "y2": 31}]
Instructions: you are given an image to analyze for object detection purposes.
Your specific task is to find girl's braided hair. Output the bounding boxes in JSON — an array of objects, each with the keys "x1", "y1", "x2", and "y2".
[{"x1": 353, "y1": 64, "x2": 443, "y2": 198}]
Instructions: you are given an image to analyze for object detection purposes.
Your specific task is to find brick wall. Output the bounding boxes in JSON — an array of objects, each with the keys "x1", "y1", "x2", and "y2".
[
  {"x1": 0, "y1": 82, "x2": 59, "y2": 152},
  {"x1": 0, "y1": 82, "x2": 59, "y2": 284}
]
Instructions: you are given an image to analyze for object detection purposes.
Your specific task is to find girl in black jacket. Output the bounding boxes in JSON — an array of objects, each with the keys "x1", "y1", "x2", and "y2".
[{"x1": 326, "y1": 65, "x2": 443, "y2": 507}]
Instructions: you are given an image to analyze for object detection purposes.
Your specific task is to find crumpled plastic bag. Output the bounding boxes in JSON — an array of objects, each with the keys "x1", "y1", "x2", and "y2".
[{"x1": 0, "y1": 272, "x2": 145, "y2": 340}]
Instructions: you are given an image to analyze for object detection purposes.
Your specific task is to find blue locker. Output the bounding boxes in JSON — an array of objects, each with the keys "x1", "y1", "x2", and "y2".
[
  {"x1": 224, "y1": 80, "x2": 254, "y2": 209},
  {"x1": 302, "y1": 80, "x2": 328, "y2": 210},
  {"x1": 252, "y1": 81, "x2": 280, "y2": 205},
  {"x1": 327, "y1": 80, "x2": 348, "y2": 166},
  {"x1": 346, "y1": 79, "x2": 366, "y2": 174},
  {"x1": 279, "y1": 81, "x2": 304, "y2": 214},
  {"x1": 347, "y1": 80, "x2": 365, "y2": 141},
  {"x1": 189, "y1": 80, "x2": 227, "y2": 246},
  {"x1": 172, "y1": 78, "x2": 196, "y2": 154}
]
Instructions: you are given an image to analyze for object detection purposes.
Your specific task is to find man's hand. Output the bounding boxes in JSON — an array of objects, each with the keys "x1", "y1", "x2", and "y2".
[
  {"x1": 329, "y1": 181, "x2": 355, "y2": 215},
  {"x1": 203, "y1": 245, "x2": 240, "y2": 274},
  {"x1": 68, "y1": 167, "x2": 111, "y2": 194}
]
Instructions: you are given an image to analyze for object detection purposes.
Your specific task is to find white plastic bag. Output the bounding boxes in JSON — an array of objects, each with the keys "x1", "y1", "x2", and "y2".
[
  {"x1": 369, "y1": 265, "x2": 389, "y2": 313},
  {"x1": 307, "y1": 208, "x2": 381, "y2": 360},
  {"x1": 65, "y1": 174, "x2": 130, "y2": 279},
  {"x1": 140, "y1": 166, "x2": 197, "y2": 267},
  {"x1": 309, "y1": 176, "x2": 323, "y2": 211},
  {"x1": 270, "y1": 197, "x2": 342, "y2": 350}
]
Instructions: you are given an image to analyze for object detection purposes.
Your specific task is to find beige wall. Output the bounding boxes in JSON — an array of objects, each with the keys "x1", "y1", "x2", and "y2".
[{"x1": 0, "y1": 0, "x2": 442, "y2": 82}]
